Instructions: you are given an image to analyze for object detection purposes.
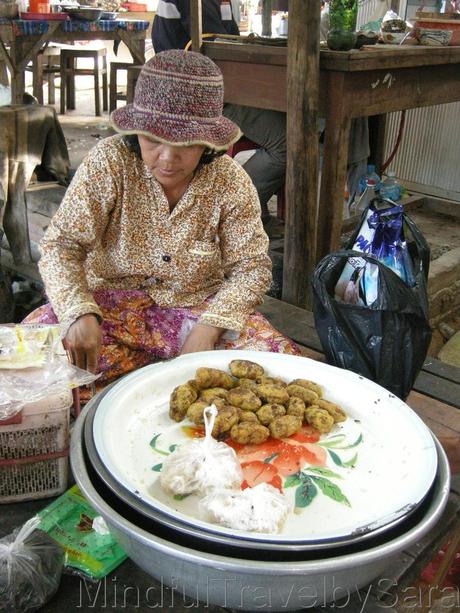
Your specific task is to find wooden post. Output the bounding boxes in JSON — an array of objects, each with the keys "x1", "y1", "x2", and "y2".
[
  {"x1": 190, "y1": 0, "x2": 203, "y2": 52},
  {"x1": 282, "y1": 0, "x2": 320, "y2": 309},
  {"x1": 262, "y1": 0, "x2": 272, "y2": 37}
]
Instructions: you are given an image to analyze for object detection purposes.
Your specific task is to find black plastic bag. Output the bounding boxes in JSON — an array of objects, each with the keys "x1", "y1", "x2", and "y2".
[{"x1": 312, "y1": 214, "x2": 431, "y2": 400}]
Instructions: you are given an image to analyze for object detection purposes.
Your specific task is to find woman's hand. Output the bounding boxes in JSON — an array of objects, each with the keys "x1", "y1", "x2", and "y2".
[
  {"x1": 65, "y1": 313, "x2": 102, "y2": 373},
  {"x1": 180, "y1": 323, "x2": 225, "y2": 355}
]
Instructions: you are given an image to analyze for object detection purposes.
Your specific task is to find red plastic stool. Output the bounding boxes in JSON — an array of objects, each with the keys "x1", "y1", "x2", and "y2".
[{"x1": 227, "y1": 137, "x2": 286, "y2": 221}]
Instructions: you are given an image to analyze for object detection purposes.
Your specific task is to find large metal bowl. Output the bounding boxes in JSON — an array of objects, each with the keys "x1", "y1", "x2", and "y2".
[
  {"x1": 71, "y1": 405, "x2": 450, "y2": 611},
  {"x1": 63, "y1": 7, "x2": 103, "y2": 20}
]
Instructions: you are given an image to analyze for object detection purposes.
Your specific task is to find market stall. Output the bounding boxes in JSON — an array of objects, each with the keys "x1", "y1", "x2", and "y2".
[
  {"x1": 0, "y1": 16, "x2": 147, "y2": 103},
  {"x1": 202, "y1": 41, "x2": 460, "y2": 307}
]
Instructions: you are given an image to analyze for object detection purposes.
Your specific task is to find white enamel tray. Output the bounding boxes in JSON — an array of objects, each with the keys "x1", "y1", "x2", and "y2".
[{"x1": 92, "y1": 350, "x2": 437, "y2": 543}]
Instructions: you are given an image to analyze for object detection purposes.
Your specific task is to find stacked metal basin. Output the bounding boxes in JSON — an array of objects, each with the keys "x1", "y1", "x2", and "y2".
[{"x1": 70, "y1": 351, "x2": 450, "y2": 611}]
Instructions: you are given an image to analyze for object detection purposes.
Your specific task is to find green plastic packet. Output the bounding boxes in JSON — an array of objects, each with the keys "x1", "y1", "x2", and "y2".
[{"x1": 37, "y1": 485, "x2": 127, "y2": 581}]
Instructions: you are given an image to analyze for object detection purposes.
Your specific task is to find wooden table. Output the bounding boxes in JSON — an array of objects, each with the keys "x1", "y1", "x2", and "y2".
[
  {"x1": 0, "y1": 19, "x2": 147, "y2": 104},
  {"x1": 202, "y1": 42, "x2": 460, "y2": 292}
]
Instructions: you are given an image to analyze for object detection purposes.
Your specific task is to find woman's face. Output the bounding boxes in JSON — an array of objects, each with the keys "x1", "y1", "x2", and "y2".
[{"x1": 138, "y1": 135, "x2": 205, "y2": 192}]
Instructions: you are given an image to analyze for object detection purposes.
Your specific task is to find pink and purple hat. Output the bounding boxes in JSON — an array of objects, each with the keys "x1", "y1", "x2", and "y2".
[{"x1": 111, "y1": 50, "x2": 241, "y2": 151}]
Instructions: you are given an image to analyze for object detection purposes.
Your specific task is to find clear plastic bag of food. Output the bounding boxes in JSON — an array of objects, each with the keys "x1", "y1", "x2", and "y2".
[
  {"x1": 200, "y1": 482, "x2": 290, "y2": 533},
  {"x1": 0, "y1": 324, "x2": 64, "y2": 369},
  {"x1": 0, "y1": 361, "x2": 100, "y2": 420},
  {"x1": 160, "y1": 405, "x2": 242, "y2": 496},
  {"x1": 0, "y1": 516, "x2": 64, "y2": 613}
]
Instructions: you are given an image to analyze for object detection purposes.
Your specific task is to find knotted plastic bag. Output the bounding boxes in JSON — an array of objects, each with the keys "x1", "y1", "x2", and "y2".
[
  {"x1": 160, "y1": 405, "x2": 243, "y2": 496},
  {"x1": 200, "y1": 482, "x2": 290, "y2": 533},
  {"x1": 0, "y1": 517, "x2": 64, "y2": 613}
]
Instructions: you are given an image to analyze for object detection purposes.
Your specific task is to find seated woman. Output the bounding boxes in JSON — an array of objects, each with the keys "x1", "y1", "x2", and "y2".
[{"x1": 25, "y1": 50, "x2": 300, "y2": 394}]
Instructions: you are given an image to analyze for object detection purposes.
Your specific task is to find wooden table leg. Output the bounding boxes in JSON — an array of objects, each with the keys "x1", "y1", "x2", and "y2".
[
  {"x1": 0, "y1": 248, "x2": 14, "y2": 323},
  {"x1": 3, "y1": 161, "x2": 34, "y2": 265},
  {"x1": 0, "y1": 59, "x2": 8, "y2": 87},
  {"x1": 117, "y1": 30, "x2": 145, "y2": 66},
  {"x1": 317, "y1": 71, "x2": 351, "y2": 262},
  {"x1": 368, "y1": 113, "x2": 387, "y2": 174}
]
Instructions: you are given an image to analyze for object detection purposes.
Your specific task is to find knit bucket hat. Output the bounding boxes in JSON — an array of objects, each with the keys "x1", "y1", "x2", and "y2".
[{"x1": 111, "y1": 50, "x2": 241, "y2": 151}]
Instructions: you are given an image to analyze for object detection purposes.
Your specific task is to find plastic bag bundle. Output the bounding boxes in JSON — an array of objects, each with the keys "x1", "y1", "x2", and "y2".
[
  {"x1": 160, "y1": 405, "x2": 243, "y2": 496},
  {"x1": 313, "y1": 211, "x2": 431, "y2": 400},
  {"x1": 200, "y1": 483, "x2": 290, "y2": 533},
  {"x1": 335, "y1": 201, "x2": 415, "y2": 306},
  {"x1": 0, "y1": 517, "x2": 64, "y2": 613}
]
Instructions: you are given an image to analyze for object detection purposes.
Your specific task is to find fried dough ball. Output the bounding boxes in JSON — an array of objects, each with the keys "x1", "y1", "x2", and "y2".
[
  {"x1": 286, "y1": 396, "x2": 306, "y2": 419},
  {"x1": 304, "y1": 406, "x2": 334, "y2": 433},
  {"x1": 256, "y1": 383, "x2": 290, "y2": 405},
  {"x1": 227, "y1": 387, "x2": 262, "y2": 411},
  {"x1": 286, "y1": 383, "x2": 319, "y2": 406},
  {"x1": 290, "y1": 378, "x2": 323, "y2": 398},
  {"x1": 237, "y1": 378, "x2": 259, "y2": 391},
  {"x1": 186, "y1": 400, "x2": 209, "y2": 425},
  {"x1": 186, "y1": 398, "x2": 226, "y2": 425},
  {"x1": 229, "y1": 359, "x2": 264, "y2": 380},
  {"x1": 238, "y1": 410, "x2": 260, "y2": 423},
  {"x1": 269, "y1": 415, "x2": 302, "y2": 439},
  {"x1": 212, "y1": 406, "x2": 240, "y2": 437},
  {"x1": 317, "y1": 399, "x2": 347, "y2": 423},
  {"x1": 186, "y1": 379, "x2": 199, "y2": 392},
  {"x1": 200, "y1": 387, "x2": 229, "y2": 403},
  {"x1": 256, "y1": 376, "x2": 287, "y2": 387},
  {"x1": 195, "y1": 367, "x2": 235, "y2": 390},
  {"x1": 230, "y1": 422, "x2": 270, "y2": 445},
  {"x1": 169, "y1": 382, "x2": 198, "y2": 422},
  {"x1": 256, "y1": 403, "x2": 286, "y2": 426}
]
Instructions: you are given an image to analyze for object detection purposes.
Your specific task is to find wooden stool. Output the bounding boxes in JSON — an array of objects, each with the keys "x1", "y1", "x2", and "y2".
[
  {"x1": 109, "y1": 61, "x2": 132, "y2": 113},
  {"x1": 60, "y1": 47, "x2": 108, "y2": 116},
  {"x1": 228, "y1": 137, "x2": 286, "y2": 221}
]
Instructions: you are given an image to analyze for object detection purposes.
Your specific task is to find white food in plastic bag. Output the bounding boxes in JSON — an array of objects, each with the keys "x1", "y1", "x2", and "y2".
[
  {"x1": 200, "y1": 483, "x2": 290, "y2": 533},
  {"x1": 160, "y1": 405, "x2": 242, "y2": 496}
]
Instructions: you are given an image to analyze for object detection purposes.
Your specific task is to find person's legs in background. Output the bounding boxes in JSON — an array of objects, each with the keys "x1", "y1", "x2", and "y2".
[{"x1": 223, "y1": 104, "x2": 286, "y2": 224}]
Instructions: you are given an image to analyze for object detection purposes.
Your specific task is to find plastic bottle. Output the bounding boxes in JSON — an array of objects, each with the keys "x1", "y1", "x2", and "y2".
[
  {"x1": 350, "y1": 178, "x2": 378, "y2": 216},
  {"x1": 358, "y1": 164, "x2": 381, "y2": 195},
  {"x1": 380, "y1": 171, "x2": 401, "y2": 202}
]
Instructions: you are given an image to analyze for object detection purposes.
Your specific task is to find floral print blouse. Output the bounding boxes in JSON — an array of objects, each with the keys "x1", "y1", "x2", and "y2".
[{"x1": 39, "y1": 135, "x2": 272, "y2": 335}]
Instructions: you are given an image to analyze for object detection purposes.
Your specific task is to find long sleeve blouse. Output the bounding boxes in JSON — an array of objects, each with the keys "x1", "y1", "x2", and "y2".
[{"x1": 39, "y1": 135, "x2": 272, "y2": 335}]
